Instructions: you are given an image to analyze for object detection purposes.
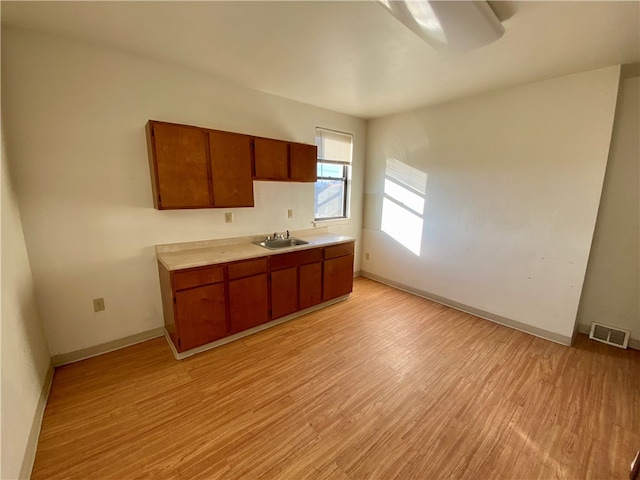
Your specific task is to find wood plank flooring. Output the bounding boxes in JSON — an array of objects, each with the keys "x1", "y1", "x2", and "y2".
[{"x1": 31, "y1": 277, "x2": 640, "y2": 479}]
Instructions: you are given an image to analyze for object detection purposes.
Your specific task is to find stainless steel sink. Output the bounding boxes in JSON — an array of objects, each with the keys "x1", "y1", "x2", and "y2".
[{"x1": 254, "y1": 238, "x2": 311, "y2": 250}]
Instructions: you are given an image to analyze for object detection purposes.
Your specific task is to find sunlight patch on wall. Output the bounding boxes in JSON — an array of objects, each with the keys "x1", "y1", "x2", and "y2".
[{"x1": 381, "y1": 158, "x2": 428, "y2": 256}]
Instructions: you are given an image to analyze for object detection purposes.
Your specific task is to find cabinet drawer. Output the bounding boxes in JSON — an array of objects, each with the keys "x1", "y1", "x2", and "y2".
[
  {"x1": 228, "y1": 258, "x2": 268, "y2": 280},
  {"x1": 270, "y1": 248, "x2": 323, "y2": 271},
  {"x1": 173, "y1": 265, "x2": 223, "y2": 291},
  {"x1": 324, "y1": 242, "x2": 355, "y2": 260}
]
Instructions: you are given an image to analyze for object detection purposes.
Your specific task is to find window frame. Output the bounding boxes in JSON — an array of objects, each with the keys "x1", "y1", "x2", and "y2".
[
  {"x1": 315, "y1": 161, "x2": 349, "y2": 221},
  {"x1": 314, "y1": 128, "x2": 353, "y2": 222}
]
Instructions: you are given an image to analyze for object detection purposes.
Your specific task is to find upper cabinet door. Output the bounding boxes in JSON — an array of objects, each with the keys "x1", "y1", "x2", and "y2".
[
  {"x1": 289, "y1": 143, "x2": 318, "y2": 182},
  {"x1": 147, "y1": 121, "x2": 211, "y2": 209},
  {"x1": 209, "y1": 131, "x2": 254, "y2": 207},
  {"x1": 253, "y1": 137, "x2": 289, "y2": 180}
]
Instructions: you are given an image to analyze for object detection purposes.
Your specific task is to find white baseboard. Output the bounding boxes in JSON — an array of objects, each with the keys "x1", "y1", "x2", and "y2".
[
  {"x1": 51, "y1": 327, "x2": 165, "y2": 366},
  {"x1": 361, "y1": 271, "x2": 573, "y2": 347},
  {"x1": 19, "y1": 361, "x2": 54, "y2": 480}
]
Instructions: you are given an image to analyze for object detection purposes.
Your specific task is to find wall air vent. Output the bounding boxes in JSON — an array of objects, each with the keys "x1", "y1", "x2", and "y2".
[{"x1": 589, "y1": 322, "x2": 630, "y2": 349}]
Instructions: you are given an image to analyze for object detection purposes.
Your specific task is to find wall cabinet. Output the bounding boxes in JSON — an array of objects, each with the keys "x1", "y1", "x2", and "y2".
[
  {"x1": 209, "y1": 130, "x2": 254, "y2": 207},
  {"x1": 147, "y1": 120, "x2": 317, "y2": 210},
  {"x1": 253, "y1": 138, "x2": 318, "y2": 183},
  {"x1": 253, "y1": 137, "x2": 289, "y2": 181},
  {"x1": 289, "y1": 143, "x2": 318, "y2": 182},
  {"x1": 253, "y1": 139, "x2": 318, "y2": 183},
  {"x1": 157, "y1": 241, "x2": 354, "y2": 355},
  {"x1": 147, "y1": 122, "x2": 212, "y2": 209},
  {"x1": 147, "y1": 120, "x2": 254, "y2": 209}
]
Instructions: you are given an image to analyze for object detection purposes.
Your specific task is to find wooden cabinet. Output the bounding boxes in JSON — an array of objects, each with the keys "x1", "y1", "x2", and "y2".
[
  {"x1": 271, "y1": 267, "x2": 298, "y2": 319},
  {"x1": 147, "y1": 120, "x2": 254, "y2": 210},
  {"x1": 253, "y1": 137, "x2": 289, "y2": 180},
  {"x1": 173, "y1": 266, "x2": 224, "y2": 291},
  {"x1": 158, "y1": 263, "x2": 227, "y2": 353},
  {"x1": 209, "y1": 131, "x2": 254, "y2": 207},
  {"x1": 323, "y1": 242, "x2": 355, "y2": 301},
  {"x1": 254, "y1": 137, "x2": 317, "y2": 183},
  {"x1": 228, "y1": 258, "x2": 269, "y2": 333},
  {"x1": 147, "y1": 122, "x2": 211, "y2": 209},
  {"x1": 175, "y1": 284, "x2": 227, "y2": 351},
  {"x1": 148, "y1": 120, "x2": 317, "y2": 205},
  {"x1": 270, "y1": 249, "x2": 323, "y2": 320},
  {"x1": 299, "y1": 261, "x2": 323, "y2": 310},
  {"x1": 157, "y1": 241, "x2": 354, "y2": 356},
  {"x1": 289, "y1": 143, "x2": 318, "y2": 182}
]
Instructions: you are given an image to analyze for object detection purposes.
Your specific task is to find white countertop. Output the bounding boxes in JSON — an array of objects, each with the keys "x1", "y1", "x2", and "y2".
[{"x1": 156, "y1": 228, "x2": 355, "y2": 271}]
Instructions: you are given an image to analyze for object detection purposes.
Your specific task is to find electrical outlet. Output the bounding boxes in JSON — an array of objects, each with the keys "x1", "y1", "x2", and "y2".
[
  {"x1": 365, "y1": 253, "x2": 370, "y2": 260},
  {"x1": 288, "y1": 209, "x2": 294, "y2": 218},
  {"x1": 93, "y1": 298, "x2": 105, "y2": 312},
  {"x1": 225, "y1": 212, "x2": 233, "y2": 223}
]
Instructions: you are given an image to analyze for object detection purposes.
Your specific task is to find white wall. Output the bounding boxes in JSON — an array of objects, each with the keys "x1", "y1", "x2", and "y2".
[
  {"x1": 578, "y1": 74, "x2": 639, "y2": 345},
  {"x1": 1, "y1": 27, "x2": 365, "y2": 356},
  {"x1": 1, "y1": 123, "x2": 52, "y2": 477},
  {"x1": 362, "y1": 67, "x2": 620, "y2": 342}
]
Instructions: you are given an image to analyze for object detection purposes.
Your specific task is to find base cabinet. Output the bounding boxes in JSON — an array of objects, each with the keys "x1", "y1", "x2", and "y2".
[
  {"x1": 159, "y1": 263, "x2": 227, "y2": 353},
  {"x1": 323, "y1": 243, "x2": 355, "y2": 301},
  {"x1": 299, "y1": 262, "x2": 323, "y2": 310},
  {"x1": 271, "y1": 267, "x2": 298, "y2": 319},
  {"x1": 175, "y1": 284, "x2": 227, "y2": 351},
  {"x1": 323, "y1": 256, "x2": 355, "y2": 301},
  {"x1": 270, "y1": 249, "x2": 323, "y2": 320},
  {"x1": 158, "y1": 240, "x2": 355, "y2": 355},
  {"x1": 229, "y1": 274, "x2": 269, "y2": 334}
]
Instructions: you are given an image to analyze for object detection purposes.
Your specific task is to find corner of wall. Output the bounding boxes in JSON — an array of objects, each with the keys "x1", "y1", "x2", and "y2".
[
  {"x1": 2, "y1": 98, "x2": 53, "y2": 480},
  {"x1": 576, "y1": 73, "x2": 639, "y2": 344},
  {"x1": 18, "y1": 362, "x2": 54, "y2": 480}
]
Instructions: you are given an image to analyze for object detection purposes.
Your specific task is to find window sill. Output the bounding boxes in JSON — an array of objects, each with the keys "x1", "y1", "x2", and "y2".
[{"x1": 313, "y1": 218, "x2": 350, "y2": 227}]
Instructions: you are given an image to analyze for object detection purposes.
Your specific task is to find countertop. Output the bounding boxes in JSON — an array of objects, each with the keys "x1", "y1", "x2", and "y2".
[{"x1": 156, "y1": 228, "x2": 355, "y2": 271}]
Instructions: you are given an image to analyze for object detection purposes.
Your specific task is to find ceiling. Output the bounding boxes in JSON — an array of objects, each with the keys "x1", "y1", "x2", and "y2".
[{"x1": 1, "y1": 1, "x2": 638, "y2": 119}]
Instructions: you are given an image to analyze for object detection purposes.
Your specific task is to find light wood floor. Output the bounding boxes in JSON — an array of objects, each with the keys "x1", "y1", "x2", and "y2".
[{"x1": 32, "y1": 277, "x2": 640, "y2": 479}]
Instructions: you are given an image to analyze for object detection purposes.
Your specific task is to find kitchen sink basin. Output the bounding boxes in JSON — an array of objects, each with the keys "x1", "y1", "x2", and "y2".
[{"x1": 254, "y1": 238, "x2": 311, "y2": 250}]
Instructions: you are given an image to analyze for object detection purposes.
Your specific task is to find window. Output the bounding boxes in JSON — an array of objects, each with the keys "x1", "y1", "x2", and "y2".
[{"x1": 314, "y1": 128, "x2": 353, "y2": 220}]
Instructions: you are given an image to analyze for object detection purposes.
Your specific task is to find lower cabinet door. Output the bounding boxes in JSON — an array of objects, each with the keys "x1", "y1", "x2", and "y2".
[
  {"x1": 323, "y1": 255, "x2": 354, "y2": 301},
  {"x1": 175, "y1": 283, "x2": 227, "y2": 352},
  {"x1": 271, "y1": 267, "x2": 298, "y2": 319},
  {"x1": 299, "y1": 262, "x2": 322, "y2": 310},
  {"x1": 229, "y1": 273, "x2": 269, "y2": 333}
]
